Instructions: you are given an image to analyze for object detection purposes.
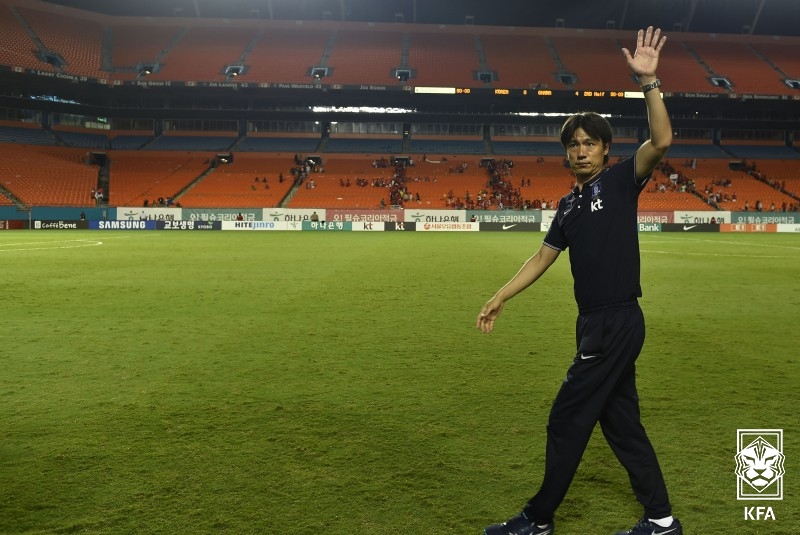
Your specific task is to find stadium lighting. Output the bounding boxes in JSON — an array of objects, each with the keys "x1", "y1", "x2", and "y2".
[
  {"x1": 137, "y1": 64, "x2": 156, "y2": 78},
  {"x1": 224, "y1": 65, "x2": 245, "y2": 79}
]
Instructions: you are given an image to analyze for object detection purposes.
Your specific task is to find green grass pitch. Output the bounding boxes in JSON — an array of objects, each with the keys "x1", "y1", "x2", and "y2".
[{"x1": 1, "y1": 231, "x2": 798, "y2": 534}]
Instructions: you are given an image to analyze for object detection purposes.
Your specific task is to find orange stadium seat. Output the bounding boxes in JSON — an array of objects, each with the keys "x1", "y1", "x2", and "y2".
[
  {"x1": 550, "y1": 35, "x2": 634, "y2": 90},
  {"x1": 0, "y1": 144, "x2": 98, "y2": 206},
  {"x1": 109, "y1": 24, "x2": 184, "y2": 80},
  {"x1": 481, "y1": 34, "x2": 560, "y2": 90},
  {"x1": 17, "y1": 6, "x2": 105, "y2": 79},
  {"x1": 325, "y1": 29, "x2": 404, "y2": 86},
  {"x1": 749, "y1": 160, "x2": 800, "y2": 196},
  {"x1": 403, "y1": 159, "x2": 488, "y2": 208},
  {"x1": 654, "y1": 39, "x2": 727, "y2": 94},
  {"x1": 107, "y1": 151, "x2": 213, "y2": 207},
  {"x1": 239, "y1": 27, "x2": 330, "y2": 84},
  {"x1": 177, "y1": 154, "x2": 296, "y2": 208},
  {"x1": 149, "y1": 25, "x2": 259, "y2": 82},
  {"x1": 652, "y1": 158, "x2": 798, "y2": 211},
  {"x1": 407, "y1": 31, "x2": 478, "y2": 87},
  {"x1": 289, "y1": 157, "x2": 398, "y2": 209},
  {"x1": 685, "y1": 39, "x2": 793, "y2": 96},
  {"x1": 750, "y1": 42, "x2": 800, "y2": 82},
  {"x1": 0, "y1": 3, "x2": 50, "y2": 71}
]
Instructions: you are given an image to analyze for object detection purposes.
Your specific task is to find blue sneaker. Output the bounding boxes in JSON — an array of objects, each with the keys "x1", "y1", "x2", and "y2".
[
  {"x1": 615, "y1": 517, "x2": 682, "y2": 535},
  {"x1": 484, "y1": 512, "x2": 554, "y2": 535}
]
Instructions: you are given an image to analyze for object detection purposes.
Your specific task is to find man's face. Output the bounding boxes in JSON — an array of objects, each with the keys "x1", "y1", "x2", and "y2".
[{"x1": 566, "y1": 127, "x2": 609, "y2": 182}]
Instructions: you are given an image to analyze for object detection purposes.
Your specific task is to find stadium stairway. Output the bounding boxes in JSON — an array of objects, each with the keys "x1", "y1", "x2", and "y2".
[
  {"x1": 172, "y1": 161, "x2": 217, "y2": 203},
  {"x1": 11, "y1": 6, "x2": 49, "y2": 65},
  {"x1": 0, "y1": 182, "x2": 25, "y2": 208}
]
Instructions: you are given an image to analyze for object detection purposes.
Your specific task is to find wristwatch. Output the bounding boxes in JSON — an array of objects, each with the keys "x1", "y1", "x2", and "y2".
[{"x1": 641, "y1": 79, "x2": 662, "y2": 94}]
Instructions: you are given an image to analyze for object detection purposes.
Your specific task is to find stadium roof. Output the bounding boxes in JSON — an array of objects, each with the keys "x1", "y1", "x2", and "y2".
[{"x1": 40, "y1": 0, "x2": 800, "y2": 37}]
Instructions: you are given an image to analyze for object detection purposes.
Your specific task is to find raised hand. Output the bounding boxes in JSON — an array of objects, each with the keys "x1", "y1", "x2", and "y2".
[{"x1": 621, "y1": 26, "x2": 666, "y2": 80}]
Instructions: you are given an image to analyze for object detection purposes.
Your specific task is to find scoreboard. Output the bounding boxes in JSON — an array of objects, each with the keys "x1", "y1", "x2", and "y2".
[{"x1": 417, "y1": 86, "x2": 648, "y2": 99}]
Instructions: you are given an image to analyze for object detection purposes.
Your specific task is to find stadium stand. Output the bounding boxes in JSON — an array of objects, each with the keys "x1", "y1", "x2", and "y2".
[
  {"x1": 325, "y1": 137, "x2": 404, "y2": 154},
  {"x1": 235, "y1": 136, "x2": 320, "y2": 153},
  {"x1": 52, "y1": 128, "x2": 109, "y2": 149},
  {"x1": 550, "y1": 35, "x2": 635, "y2": 90},
  {"x1": 288, "y1": 155, "x2": 402, "y2": 209},
  {"x1": 408, "y1": 139, "x2": 486, "y2": 155},
  {"x1": 325, "y1": 29, "x2": 405, "y2": 86},
  {"x1": 238, "y1": 26, "x2": 330, "y2": 84},
  {"x1": 0, "y1": 1, "x2": 797, "y2": 215},
  {"x1": 639, "y1": 189, "x2": 712, "y2": 211},
  {"x1": 107, "y1": 150, "x2": 212, "y2": 207},
  {"x1": 659, "y1": 157, "x2": 798, "y2": 212},
  {"x1": 721, "y1": 143, "x2": 800, "y2": 160},
  {"x1": 110, "y1": 134, "x2": 153, "y2": 150},
  {"x1": 492, "y1": 140, "x2": 565, "y2": 157},
  {"x1": 176, "y1": 154, "x2": 295, "y2": 208},
  {"x1": 0, "y1": 2, "x2": 48, "y2": 71},
  {"x1": 752, "y1": 159, "x2": 800, "y2": 192},
  {"x1": 660, "y1": 142, "x2": 729, "y2": 159},
  {"x1": 16, "y1": 6, "x2": 105, "y2": 79},
  {"x1": 145, "y1": 134, "x2": 238, "y2": 152},
  {"x1": 750, "y1": 42, "x2": 800, "y2": 83},
  {"x1": 654, "y1": 38, "x2": 727, "y2": 94},
  {"x1": 406, "y1": 31, "x2": 479, "y2": 87},
  {"x1": 148, "y1": 25, "x2": 258, "y2": 82},
  {"x1": 109, "y1": 23, "x2": 184, "y2": 80},
  {"x1": 480, "y1": 34, "x2": 558, "y2": 90},
  {"x1": 0, "y1": 144, "x2": 98, "y2": 206},
  {"x1": 0, "y1": 124, "x2": 57, "y2": 145},
  {"x1": 684, "y1": 38, "x2": 793, "y2": 96}
]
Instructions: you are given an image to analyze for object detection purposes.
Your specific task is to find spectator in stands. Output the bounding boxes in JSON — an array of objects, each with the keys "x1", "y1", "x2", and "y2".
[{"x1": 478, "y1": 27, "x2": 682, "y2": 535}]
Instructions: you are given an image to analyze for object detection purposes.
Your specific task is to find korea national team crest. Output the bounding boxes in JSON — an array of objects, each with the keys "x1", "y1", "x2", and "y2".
[
  {"x1": 735, "y1": 429, "x2": 784, "y2": 500},
  {"x1": 590, "y1": 182, "x2": 603, "y2": 212}
]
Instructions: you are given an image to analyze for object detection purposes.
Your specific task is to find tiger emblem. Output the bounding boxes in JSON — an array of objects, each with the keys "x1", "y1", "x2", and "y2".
[{"x1": 735, "y1": 436, "x2": 785, "y2": 493}]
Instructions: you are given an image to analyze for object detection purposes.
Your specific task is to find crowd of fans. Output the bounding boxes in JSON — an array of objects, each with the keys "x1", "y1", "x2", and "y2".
[
  {"x1": 150, "y1": 152, "x2": 796, "y2": 213},
  {"x1": 746, "y1": 163, "x2": 800, "y2": 212},
  {"x1": 648, "y1": 159, "x2": 800, "y2": 213}
]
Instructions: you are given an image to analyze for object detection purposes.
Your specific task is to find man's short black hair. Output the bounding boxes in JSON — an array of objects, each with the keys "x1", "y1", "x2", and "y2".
[{"x1": 560, "y1": 112, "x2": 613, "y2": 164}]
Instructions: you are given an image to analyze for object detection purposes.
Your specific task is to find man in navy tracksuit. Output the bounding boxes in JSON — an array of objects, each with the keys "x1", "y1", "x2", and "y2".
[{"x1": 477, "y1": 27, "x2": 682, "y2": 535}]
